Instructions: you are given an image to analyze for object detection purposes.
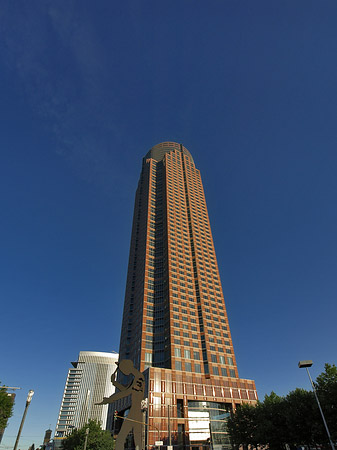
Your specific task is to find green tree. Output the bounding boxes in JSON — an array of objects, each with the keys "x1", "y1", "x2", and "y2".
[
  {"x1": 284, "y1": 388, "x2": 319, "y2": 446},
  {"x1": 315, "y1": 363, "x2": 337, "y2": 442},
  {"x1": 228, "y1": 392, "x2": 291, "y2": 450},
  {"x1": 0, "y1": 385, "x2": 14, "y2": 432},
  {"x1": 255, "y1": 392, "x2": 287, "y2": 450},
  {"x1": 228, "y1": 402, "x2": 258, "y2": 450},
  {"x1": 62, "y1": 420, "x2": 114, "y2": 450},
  {"x1": 227, "y1": 364, "x2": 337, "y2": 450}
]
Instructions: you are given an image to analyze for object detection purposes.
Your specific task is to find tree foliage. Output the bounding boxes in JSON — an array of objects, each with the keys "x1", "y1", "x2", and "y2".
[
  {"x1": 315, "y1": 363, "x2": 337, "y2": 442},
  {"x1": 228, "y1": 364, "x2": 337, "y2": 449},
  {"x1": 62, "y1": 420, "x2": 114, "y2": 450},
  {"x1": 227, "y1": 402, "x2": 258, "y2": 449},
  {"x1": 0, "y1": 385, "x2": 14, "y2": 431}
]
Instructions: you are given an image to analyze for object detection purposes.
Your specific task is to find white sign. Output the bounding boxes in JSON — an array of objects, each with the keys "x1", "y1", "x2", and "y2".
[
  {"x1": 188, "y1": 410, "x2": 210, "y2": 442},
  {"x1": 155, "y1": 441, "x2": 163, "y2": 446}
]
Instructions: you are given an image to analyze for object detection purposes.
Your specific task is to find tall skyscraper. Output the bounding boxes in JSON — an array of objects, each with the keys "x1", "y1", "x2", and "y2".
[
  {"x1": 115, "y1": 142, "x2": 257, "y2": 449},
  {"x1": 54, "y1": 351, "x2": 118, "y2": 447}
]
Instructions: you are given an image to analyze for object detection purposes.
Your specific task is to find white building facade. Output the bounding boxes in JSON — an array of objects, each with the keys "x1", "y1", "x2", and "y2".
[{"x1": 55, "y1": 351, "x2": 118, "y2": 440}]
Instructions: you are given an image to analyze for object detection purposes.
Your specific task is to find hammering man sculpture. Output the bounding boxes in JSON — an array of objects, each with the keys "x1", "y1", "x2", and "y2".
[{"x1": 97, "y1": 360, "x2": 145, "y2": 450}]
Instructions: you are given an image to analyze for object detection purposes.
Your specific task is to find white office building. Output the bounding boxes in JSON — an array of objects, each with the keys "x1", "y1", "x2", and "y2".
[{"x1": 55, "y1": 351, "x2": 118, "y2": 440}]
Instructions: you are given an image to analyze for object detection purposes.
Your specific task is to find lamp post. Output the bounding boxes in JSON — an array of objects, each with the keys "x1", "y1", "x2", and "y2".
[
  {"x1": 83, "y1": 426, "x2": 89, "y2": 450},
  {"x1": 298, "y1": 360, "x2": 335, "y2": 450},
  {"x1": 13, "y1": 390, "x2": 34, "y2": 450}
]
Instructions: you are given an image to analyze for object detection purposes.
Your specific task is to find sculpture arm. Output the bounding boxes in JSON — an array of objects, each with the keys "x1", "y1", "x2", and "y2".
[{"x1": 95, "y1": 386, "x2": 133, "y2": 405}]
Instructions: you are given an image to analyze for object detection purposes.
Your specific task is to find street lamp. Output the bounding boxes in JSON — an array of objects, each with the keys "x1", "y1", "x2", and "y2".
[
  {"x1": 13, "y1": 390, "x2": 34, "y2": 450},
  {"x1": 83, "y1": 426, "x2": 89, "y2": 450},
  {"x1": 298, "y1": 360, "x2": 335, "y2": 450}
]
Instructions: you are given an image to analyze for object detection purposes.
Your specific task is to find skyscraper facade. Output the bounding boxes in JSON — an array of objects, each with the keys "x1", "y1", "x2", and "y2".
[
  {"x1": 116, "y1": 142, "x2": 257, "y2": 449},
  {"x1": 54, "y1": 351, "x2": 118, "y2": 446}
]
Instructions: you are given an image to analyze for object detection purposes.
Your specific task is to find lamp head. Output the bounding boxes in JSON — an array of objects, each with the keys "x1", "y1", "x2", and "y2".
[
  {"x1": 27, "y1": 390, "x2": 34, "y2": 403},
  {"x1": 298, "y1": 360, "x2": 313, "y2": 368}
]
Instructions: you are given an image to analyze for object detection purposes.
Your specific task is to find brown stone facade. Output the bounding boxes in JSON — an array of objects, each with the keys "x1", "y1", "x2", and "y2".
[{"x1": 146, "y1": 367, "x2": 257, "y2": 448}]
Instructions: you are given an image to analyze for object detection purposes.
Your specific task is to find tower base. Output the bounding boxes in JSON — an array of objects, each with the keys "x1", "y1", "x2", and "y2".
[{"x1": 110, "y1": 367, "x2": 257, "y2": 450}]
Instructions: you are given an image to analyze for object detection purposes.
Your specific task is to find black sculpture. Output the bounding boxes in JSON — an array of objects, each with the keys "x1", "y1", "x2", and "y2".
[{"x1": 97, "y1": 360, "x2": 145, "y2": 450}]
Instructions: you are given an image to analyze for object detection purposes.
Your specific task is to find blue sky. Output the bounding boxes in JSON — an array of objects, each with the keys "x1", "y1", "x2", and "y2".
[{"x1": 1, "y1": 0, "x2": 337, "y2": 448}]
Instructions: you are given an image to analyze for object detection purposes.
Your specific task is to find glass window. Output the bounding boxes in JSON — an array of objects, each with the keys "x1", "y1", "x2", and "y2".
[
  {"x1": 175, "y1": 348, "x2": 181, "y2": 357},
  {"x1": 177, "y1": 399, "x2": 184, "y2": 418},
  {"x1": 145, "y1": 353, "x2": 152, "y2": 362},
  {"x1": 175, "y1": 361, "x2": 182, "y2": 370},
  {"x1": 184, "y1": 349, "x2": 191, "y2": 359},
  {"x1": 221, "y1": 368, "x2": 228, "y2": 377},
  {"x1": 185, "y1": 362, "x2": 192, "y2": 372}
]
